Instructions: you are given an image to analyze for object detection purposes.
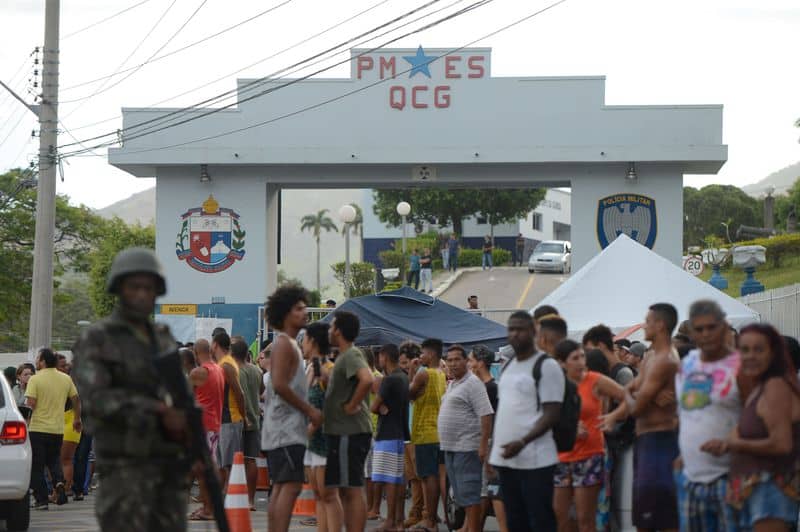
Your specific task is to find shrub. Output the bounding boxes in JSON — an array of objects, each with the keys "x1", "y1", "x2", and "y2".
[
  {"x1": 455, "y1": 248, "x2": 512, "y2": 267},
  {"x1": 733, "y1": 233, "x2": 800, "y2": 268},
  {"x1": 331, "y1": 261, "x2": 376, "y2": 298}
]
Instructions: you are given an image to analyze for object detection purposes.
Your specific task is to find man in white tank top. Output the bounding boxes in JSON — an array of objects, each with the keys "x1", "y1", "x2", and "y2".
[{"x1": 261, "y1": 285, "x2": 322, "y2": 532}]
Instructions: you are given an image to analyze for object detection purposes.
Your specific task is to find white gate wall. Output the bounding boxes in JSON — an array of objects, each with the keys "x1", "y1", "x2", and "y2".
[{"x1": 739, "y1": 283, "x2": 800, "y2": 338}]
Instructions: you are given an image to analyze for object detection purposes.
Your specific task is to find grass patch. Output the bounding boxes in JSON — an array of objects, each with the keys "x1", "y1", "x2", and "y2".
[{"x1": 697, "y1": 254, "x2": 800, "y2": 298}]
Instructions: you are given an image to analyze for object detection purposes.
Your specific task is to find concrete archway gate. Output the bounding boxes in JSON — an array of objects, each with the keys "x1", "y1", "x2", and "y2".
[{"x1": 110, "y1": 47, "x2": 726, "y2": 340}]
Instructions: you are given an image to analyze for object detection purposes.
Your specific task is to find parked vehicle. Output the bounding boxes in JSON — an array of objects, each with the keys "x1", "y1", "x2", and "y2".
[
  {"x1": 529, "y1": 240, "x2": 572, "y2": 274},
  {"x1": 0, "y1": 375, "x2": 32, "y2": 531}
]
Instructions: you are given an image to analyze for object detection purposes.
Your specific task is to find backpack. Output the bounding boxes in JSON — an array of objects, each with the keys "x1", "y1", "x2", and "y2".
[
  {"x1": 533, "y1": 355, "x2": 582, "y2": 453},
  {"x1": 501, "y1": 353, "x2": 581, "y2": 453}
]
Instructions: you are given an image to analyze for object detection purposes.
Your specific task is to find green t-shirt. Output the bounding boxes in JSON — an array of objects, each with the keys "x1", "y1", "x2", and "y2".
[
  {"x1": 323, "y1": 347, "x2": 372, "y2": 436},
  {"x1": 238, "y1": 362, "x2": 263, "y2": 431}
]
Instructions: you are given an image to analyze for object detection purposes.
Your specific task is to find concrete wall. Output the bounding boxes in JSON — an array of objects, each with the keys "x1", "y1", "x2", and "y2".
[
  {"x1": 521, "y1": 189, "x2": 572, "y2": 243},
  {"x1": 570, "y1": 165, "x2": 684, "y2": 269}
]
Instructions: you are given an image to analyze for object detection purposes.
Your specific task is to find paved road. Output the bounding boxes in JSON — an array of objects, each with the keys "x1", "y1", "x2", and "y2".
[
  {"x1": 14, "y1": 490, "x2": 500, "y2": 531},
  {"x1": 440, "y1": 267, "x2": 568, "y2": 323}
]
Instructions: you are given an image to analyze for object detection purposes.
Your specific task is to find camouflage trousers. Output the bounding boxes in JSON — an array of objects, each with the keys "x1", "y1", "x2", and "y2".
[{"x1": 95, "y1": 463, "x2": 190, "y2": 532}]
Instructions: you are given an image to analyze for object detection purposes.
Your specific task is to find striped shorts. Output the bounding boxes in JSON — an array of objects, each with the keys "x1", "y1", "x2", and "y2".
[
  {"x1": 371, "y1": 439, "x2": 405, "y2": 485},
  {"x1": 676, "y1": 470, "x2": 737, "y2": 532}
]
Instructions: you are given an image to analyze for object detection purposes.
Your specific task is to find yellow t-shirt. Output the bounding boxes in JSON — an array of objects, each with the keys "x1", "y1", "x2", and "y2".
[
  {"x1": 218, "y1": 354, "x2": 243, "y2": 423},
  {"x1": 26, "y1": 368, "x2": 78, "y2": 434},
  {"x1": 411, "y1": 367, "x2": 446, "y2": 445}
]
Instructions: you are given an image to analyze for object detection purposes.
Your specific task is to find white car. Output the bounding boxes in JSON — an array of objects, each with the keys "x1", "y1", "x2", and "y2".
[
  {"x1": 0, "y1": 376, "x2": 31, "y2": 531},
  {"x1": 528, "y1": 240, "x2": 572, "y2": 274}
]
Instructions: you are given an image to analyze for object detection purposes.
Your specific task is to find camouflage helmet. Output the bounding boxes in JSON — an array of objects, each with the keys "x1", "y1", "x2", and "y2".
[{"x1": 106, "y1": 247, "x2": 166, "y2": 296}]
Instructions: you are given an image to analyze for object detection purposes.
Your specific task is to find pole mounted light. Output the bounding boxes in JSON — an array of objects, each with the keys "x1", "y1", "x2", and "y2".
[
  {"x1": 339, "y1": 204, "x2": 357, "y2": 299},
  {"x1": 396, "y1": 201, "x2": 411, "y2": 281}
]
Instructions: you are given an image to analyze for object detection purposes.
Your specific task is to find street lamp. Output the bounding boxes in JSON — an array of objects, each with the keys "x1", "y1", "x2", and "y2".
[
  {"x1": 339, "y1": 204, "x2": 357, "y2": 299},
  {"x1": 396, "y1": 201, "x2": 411, "y2": 280}
]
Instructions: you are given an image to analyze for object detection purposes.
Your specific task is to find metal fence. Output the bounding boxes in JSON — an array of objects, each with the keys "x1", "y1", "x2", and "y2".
[{"x1": 739, "y1": 283, "x2": 800, "y2": 338}]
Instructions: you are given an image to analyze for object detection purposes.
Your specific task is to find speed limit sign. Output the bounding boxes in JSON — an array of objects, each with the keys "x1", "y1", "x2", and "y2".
[{"x1": 683, "y1": 256, "x2": 704, "y2": 276}]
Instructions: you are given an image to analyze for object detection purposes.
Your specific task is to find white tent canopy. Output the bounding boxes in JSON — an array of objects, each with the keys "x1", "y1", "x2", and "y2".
[{"x1": 534, "y1": 234, "x2": 760, "y2": 338}]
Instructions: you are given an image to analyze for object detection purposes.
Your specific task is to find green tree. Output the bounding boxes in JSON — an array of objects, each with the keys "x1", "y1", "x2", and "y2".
[
  {"x1": 0, "y1": 168, "x2": 106, "y2": 350},
  {"x1": 475, "y1": 189, "x2": 546, "y2": 243},
  {"x1": 300, "y1": 209, "x2": 338, "y2": 293},
  {"x1": 683, "y1": 185, "x2": 762, "y2": 248},
  {"x1": 373, "y1": 188, "x2": 544, "y2": 238},
  {"x1": 775, "y1": 177, "x2": 800, "y2": 231},
  {"x1": 340, "y1": 203, "x2": 364, "y2": 261},
  {"x1": 88, "y1": 219, "x2": 155, "y2": 317},
  {"x1": 52, "y1": 276, "x2": 98, "y2": 350},
  {"x1": 331, "y1": 261, "x2": 375, "y2": 298}
]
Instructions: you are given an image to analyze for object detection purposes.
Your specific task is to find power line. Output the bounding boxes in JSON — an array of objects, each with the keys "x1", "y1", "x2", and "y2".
[
  {"x1": 60, "y1": 0, "x2": 294, "y2": 93},
  {"x1": 0, "y1": 50, "x2": 37, "y2": 111},
  {"x1": 66, "y1": 0, "x2": 394, "y2": 132},
  {"x1": 59, "y1": 0, "x2": 449, "y2": 149},
  {"x1": 58, "y1": 0, "x2": 181, "y2": 112},
  {"x1": 63, "y1": 0, "x2": 569, "y2": 160},
  {"x1": 62, "y1": 0, "x2": 153, "y2": 40},
  {"x1": 60, "y1": 0, "x2": 495, "y2": 156}
]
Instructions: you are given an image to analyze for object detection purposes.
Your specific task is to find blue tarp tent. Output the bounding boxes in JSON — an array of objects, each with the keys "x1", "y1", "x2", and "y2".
[{"x1": 319, "y1": 286, "x2": 508, "y2": 351}]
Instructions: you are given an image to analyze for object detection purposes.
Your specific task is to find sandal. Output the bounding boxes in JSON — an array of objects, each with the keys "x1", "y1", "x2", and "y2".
[
  {"x1": 188, "y1": 508, "x2": 213, "y2": 521},
  {"x1": 367, "y1": 511, "x2": 382, "y2": 521}
]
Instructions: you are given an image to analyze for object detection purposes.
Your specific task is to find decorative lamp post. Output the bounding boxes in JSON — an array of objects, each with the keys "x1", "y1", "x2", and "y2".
[
  {"x1": 339, "y1": 204, "x2": 357, "y2": 299},
  {"x1": 396, "y1": 201, "x2": 411, "y2": 278},
  {"x1": 733, "y1": 245, "x2": 766, "y2": 296}
]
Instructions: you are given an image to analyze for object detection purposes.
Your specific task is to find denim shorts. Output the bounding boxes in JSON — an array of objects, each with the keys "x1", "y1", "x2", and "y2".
[
  {"x1": 415, "y1": 443, "x2": 442, "y2": 479},
  {"x1": 444, "y1": 451, "x2": 483, "y2": 508},
  {"x1": 736, "y1": 479, "x2": 800, "y2": 530}
]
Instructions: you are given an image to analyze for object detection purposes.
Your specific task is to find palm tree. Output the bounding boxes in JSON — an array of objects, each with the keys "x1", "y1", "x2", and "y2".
[
  {"x1": 340, "y1": 203, "x2": 364, "y2": 261},
  {"x1": 301, "y1": 209, "x2": 338, "y2": 293}
]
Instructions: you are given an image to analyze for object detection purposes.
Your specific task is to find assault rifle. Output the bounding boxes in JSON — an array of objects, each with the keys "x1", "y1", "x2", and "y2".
[{"x1": 154, "y1": 350, "x2": 229, "y2": 532}]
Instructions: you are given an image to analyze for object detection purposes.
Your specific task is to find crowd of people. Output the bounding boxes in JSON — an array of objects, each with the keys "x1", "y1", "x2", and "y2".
[
  {"x1": 6, "y1": 258, "x2": 800, "y2": 532},
  {"x1": 244, "y1": 285, "x2": 800, "y2": 532},
  {"x1": 4, "y1": 349, "x2": 92, "y2": 510}
]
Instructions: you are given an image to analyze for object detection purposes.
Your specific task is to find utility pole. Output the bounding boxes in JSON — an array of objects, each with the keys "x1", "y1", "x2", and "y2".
[{"x1": 28, "y1": 0, "x2": 60, "y2": 351}]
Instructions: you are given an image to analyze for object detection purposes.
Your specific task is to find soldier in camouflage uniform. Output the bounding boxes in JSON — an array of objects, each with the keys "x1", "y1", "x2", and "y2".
[{"x1": 72, "y1": 248, "x2": 192, "y2": 532}]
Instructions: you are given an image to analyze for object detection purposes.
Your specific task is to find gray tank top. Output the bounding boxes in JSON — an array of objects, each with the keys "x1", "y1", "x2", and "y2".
[{"x1": 261, "y1": 332, "x2": 308, "y2": 451}]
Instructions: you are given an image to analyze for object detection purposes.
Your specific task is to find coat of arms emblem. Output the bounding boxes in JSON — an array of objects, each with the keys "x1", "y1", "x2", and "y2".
[
  {"x1": 176, "y1": 195, "x2": 246, "y2": 273},
  {"x1": 596, "y1": 194, "x2": 657, "y2": 249}
]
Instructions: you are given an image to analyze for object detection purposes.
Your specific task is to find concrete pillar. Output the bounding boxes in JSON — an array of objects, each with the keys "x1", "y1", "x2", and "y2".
[
  {"x1": 265, "y1": 183, "x2": 279, "y2": 300},
  {"x1": 569, "y1": 164, "x2": 683, "y2": 271}
]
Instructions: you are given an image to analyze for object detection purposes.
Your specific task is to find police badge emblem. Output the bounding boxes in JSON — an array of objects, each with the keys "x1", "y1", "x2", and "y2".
[
  {"x1": 175, "y1": 195, "x2": 246, "y2": 273},
  {"x1": 596, "y1": 194, "x2": 657, "y2": 249}
]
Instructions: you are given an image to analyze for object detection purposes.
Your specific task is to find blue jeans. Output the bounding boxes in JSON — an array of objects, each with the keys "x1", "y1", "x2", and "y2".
[
  {"x1": 482, "y1": 252, "x2": 493, "y2": 269},
  {"x1": 449, "y1": 253, "x2": 458, "y2": 272},
  {"x1": 497, "y1": 465, "x2": 557, "y2": 532},
  {"x1": 73, "y1": 433, "x2": 93, "y2": 495}
]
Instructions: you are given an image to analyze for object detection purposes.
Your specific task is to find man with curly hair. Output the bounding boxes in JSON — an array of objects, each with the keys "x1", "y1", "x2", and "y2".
[{"x1": 261, "y1": 284, "x2": 322, "y2": 532}]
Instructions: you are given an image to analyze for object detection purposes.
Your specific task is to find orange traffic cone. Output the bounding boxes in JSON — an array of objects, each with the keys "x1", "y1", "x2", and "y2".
[
  {"x1": 291, "y1": 484, "x2": 317, "y2": 517},
  {"x1": 256, "y1": 454, "x2": 270, "y2": 491},
  {"x1": 225, "y1": 452, "x2": 253, "y2": 532}
]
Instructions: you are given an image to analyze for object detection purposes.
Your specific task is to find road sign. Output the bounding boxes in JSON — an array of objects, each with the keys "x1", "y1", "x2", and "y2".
[{"x1": 683, "y1": 256, "x2": 704, "y2": 276}]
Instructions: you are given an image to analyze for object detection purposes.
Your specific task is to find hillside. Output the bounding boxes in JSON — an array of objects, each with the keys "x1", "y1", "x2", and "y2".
[
  {"x1": 742, "y1": 161, "x2": 800, "y2": 197},
  {"x1": 96, "y1": 187, "x2": 155, "y2": 225}
]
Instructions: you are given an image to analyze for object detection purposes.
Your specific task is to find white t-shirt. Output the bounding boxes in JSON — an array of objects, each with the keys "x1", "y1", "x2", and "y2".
[
  {"x1": 675, "y1": 349, "x2": 742, "y2": 483},
  {"x1": 489, "y1": 352, "x2": 564, "y2": 470}
]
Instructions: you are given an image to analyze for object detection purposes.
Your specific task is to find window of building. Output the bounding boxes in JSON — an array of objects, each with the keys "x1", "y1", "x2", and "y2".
[
  {"x1": 532, "y1": 212, "x2": 542, "y2": 231},
  {"x1": 476, "y1": 216, "x2": 488, "y2": 225}
]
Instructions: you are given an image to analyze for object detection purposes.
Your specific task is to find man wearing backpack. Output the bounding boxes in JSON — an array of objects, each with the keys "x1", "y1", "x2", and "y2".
[{"x1": 489, "y1": 311, "x2": 566, "y2": 532}]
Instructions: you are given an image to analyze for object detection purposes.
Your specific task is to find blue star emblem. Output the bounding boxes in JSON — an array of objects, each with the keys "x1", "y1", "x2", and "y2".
[{"x1": 403, "y1": 45, "x2": 435, "y2": 78}]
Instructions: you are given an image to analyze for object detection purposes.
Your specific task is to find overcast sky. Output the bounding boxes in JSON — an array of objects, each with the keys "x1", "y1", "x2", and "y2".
[{"x1": 1, "y1": 0, "x2": 798, "y2": 209}]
